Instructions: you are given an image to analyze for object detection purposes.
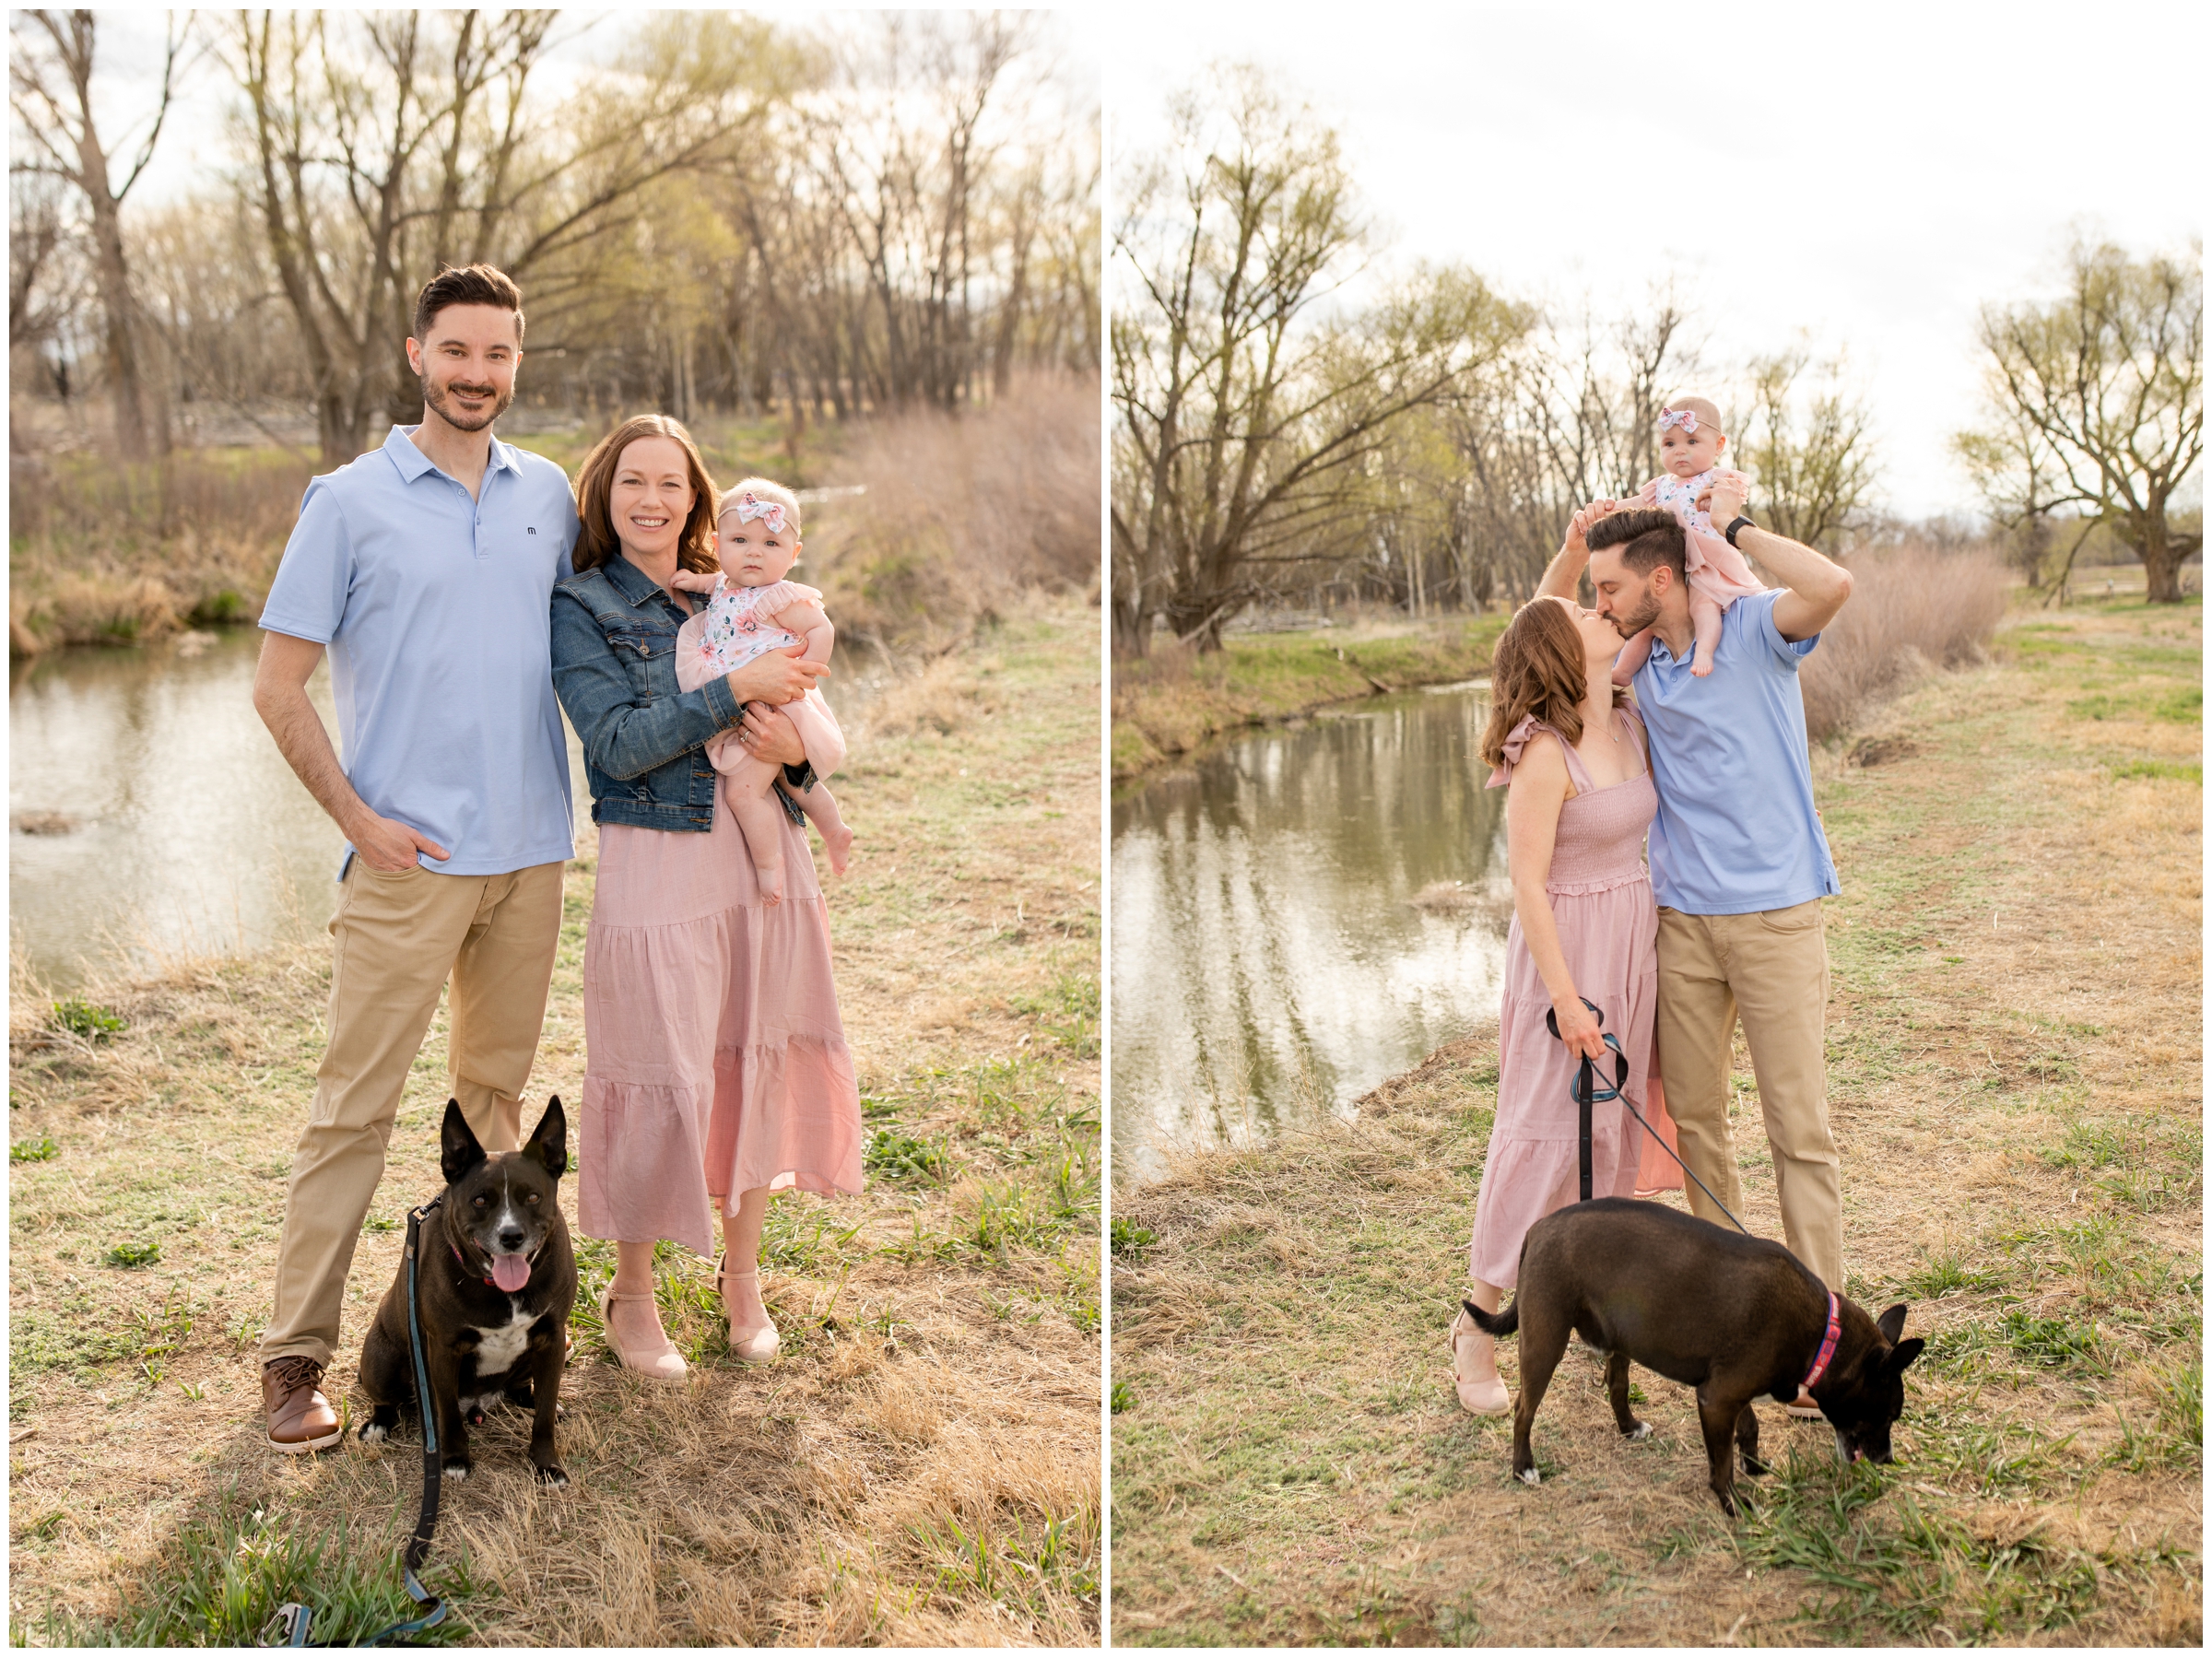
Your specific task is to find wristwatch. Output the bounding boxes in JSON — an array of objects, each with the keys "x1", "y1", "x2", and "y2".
[{"x1": 1724, "y1": 514, "x2": 1756, "y2": 548}]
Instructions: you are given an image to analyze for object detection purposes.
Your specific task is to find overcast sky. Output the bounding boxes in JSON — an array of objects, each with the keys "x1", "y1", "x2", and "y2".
[
  {"x1": 78, "y1": 8, "x2": 1100, "y2": 223},
  {"x1": 1103, "y1": 2, "x2": 2204, "y2": 519}
]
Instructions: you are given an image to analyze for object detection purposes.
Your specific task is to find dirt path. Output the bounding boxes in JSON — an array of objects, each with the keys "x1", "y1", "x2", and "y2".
[
  {"x1": 1109, "y1": 595, "x2": 2201, "y2": 1645},
  {"x1": 9, "y1": 601, "x2": 1102, "y2": 1645}
]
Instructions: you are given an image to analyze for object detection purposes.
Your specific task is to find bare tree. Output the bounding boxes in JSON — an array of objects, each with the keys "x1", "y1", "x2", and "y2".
[
  {"x1": 224, "y1": 9, "x2": 785, "y2": 462},
  {"x1": 8, "y1": 169, "x2": 76, "y2": 354},
  {"x1": 1735, "y1": 345, "x2": 1878, "y2": 550},
  {"x1": 1960, "y1": 239, "x2": 2203, "y2": 603},
  {"x1": 10, "y1": 8, "x2": 187, "y2": 458},
  {"x1": 1111, "y1": 66, "x2": 1518, "y2": 655}
]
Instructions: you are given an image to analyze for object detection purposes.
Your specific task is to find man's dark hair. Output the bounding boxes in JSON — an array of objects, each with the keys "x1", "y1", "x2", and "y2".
[
  {"x1": 1586, "y1": 508, "x2": 1686, "y2": 581},
  {"x1": 413, "y1": 264, "x2": 524, "y2": 345}
]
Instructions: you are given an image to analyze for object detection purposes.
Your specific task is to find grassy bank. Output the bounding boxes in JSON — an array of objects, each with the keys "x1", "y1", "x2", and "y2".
[
  {"x1": 8, "y1": 601, "x2": 1101, "y2": 1645},
  {"x1": 1111, "y1": 615, "x2": 1509, "y2": 785},
  {"x1": 1109, "y1": 592, "x2": 2201, "y2": 1645}
]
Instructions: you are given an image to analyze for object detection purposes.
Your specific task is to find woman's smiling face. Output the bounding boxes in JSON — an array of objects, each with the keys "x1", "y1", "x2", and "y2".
[{"x1": 608, "y1": 437, "x2": 696, "y2": 563}]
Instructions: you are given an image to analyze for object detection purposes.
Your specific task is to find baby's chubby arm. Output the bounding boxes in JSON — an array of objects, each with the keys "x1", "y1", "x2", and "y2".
[{"x1": 773, "y1": 597, "x2": 834, "y2": 664}]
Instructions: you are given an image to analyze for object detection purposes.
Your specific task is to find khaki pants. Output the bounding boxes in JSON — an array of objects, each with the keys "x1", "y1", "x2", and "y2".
[
  {"x1": 261, "y1": 859, "x2": 566, "y2": 1368},
  {"x1": 1654, "y1": 899, "x2": 1843, "y2": 1293}
]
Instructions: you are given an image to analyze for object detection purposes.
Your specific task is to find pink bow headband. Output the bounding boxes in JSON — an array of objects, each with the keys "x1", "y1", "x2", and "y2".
[
  {"x1": 1658, "y1": 406, "x2": 1714, "y2": 436},
  {"x1": 729, "y1": 492, "x2": 787, "y2": 534}
]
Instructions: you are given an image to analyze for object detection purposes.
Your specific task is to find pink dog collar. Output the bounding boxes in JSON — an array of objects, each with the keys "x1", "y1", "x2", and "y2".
[{"x1": 1802, "y1": 1290, "x2": 1841, "y2": 1392}]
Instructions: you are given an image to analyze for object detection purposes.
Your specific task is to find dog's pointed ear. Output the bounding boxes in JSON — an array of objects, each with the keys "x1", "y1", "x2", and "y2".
[
  {"x1": 1886, "y1": 1337, "x2": 1924, "y2": 1377},
  {"x1": 1875, "y1": 1302, "x2": 1909, "y2": 1345},
  {"x1": 524, "y1": 1096, "x2": 569, "y2": 1181},
  {"x1": 441, "y1": 1099, "x2": 487, "y2": 1186}
]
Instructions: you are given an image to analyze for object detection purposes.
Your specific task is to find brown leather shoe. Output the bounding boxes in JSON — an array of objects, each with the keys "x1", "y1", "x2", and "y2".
[{"x1": 264, "y1": 1356, "x2": 343, "y2": 1454}]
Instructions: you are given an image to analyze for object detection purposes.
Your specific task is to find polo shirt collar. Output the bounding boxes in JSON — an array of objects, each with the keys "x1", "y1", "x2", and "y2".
[{"x1": 381, "y1": 424, "x2": 520, "y2": 485}]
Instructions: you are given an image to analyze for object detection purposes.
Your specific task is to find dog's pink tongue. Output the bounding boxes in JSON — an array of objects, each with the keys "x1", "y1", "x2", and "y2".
[{"x1": 490, "y1": 1254, "x2": 531, "y2": 1292}]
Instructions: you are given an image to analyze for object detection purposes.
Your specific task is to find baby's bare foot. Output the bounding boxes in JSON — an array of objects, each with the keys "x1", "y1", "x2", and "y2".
[
  {"x1": 1691, "y1": 659, "x2": 1715, "y2": 677},
  {"x1": 756, "y1": 862, "x2": 783, "y2": 906},
  {"x1": 822, "y1": 824, "x2": 854, "y2": 876}
]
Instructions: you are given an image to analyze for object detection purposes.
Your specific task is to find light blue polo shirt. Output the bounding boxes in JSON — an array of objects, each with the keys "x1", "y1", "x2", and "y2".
[
  {"x1": 1632, "y1": 589, "x2": 1841, "y2": 915},
  {"x1": 260, "y1": 426, "x2": 581, "y2": 878}
]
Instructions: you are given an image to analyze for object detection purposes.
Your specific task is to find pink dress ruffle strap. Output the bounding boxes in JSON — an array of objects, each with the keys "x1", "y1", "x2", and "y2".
[{"x1": 1485, "y1": 712, "x2": 1548, "y2": 790}]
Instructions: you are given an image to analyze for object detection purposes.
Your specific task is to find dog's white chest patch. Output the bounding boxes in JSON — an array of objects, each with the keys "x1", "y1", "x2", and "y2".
[{"x1": 471, "y1": 1302, "x2": 534, "y2": 1374}]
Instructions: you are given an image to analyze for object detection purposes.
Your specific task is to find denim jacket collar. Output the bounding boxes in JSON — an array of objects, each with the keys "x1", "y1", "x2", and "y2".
[{"x1": 597, "y1": 551, "x2": 694, "y2": 614}]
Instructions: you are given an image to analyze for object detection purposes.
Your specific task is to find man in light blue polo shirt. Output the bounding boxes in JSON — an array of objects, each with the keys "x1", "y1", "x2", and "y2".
[
  {"x1": 249, "y1": 264, "x2": 580, "y2": 1454},
  {"x1": 1541, "y1": 476, "x2": 1853, "y2": 1413}
]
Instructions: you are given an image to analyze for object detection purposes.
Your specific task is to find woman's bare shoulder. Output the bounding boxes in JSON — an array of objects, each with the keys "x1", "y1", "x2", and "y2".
[{"x1": 1508, "y1": 726, "x2": 1571, "y2": 781}]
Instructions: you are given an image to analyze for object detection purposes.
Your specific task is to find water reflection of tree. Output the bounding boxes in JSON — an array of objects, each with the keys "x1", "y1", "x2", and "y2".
[{"x1": 1112, "y1": 691, "x2": 1510, "y2": 1162}]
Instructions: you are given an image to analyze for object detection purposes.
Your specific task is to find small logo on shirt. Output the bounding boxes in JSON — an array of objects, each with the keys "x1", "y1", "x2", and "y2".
[{"x1": 527, "y1": 526, "x2": 537, "y2": 535}]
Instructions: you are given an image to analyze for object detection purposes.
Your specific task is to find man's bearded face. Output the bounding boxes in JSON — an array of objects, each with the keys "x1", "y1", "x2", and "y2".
[{"x1": 1591, "y1": 551, "x2": 1662, "y2": 638}]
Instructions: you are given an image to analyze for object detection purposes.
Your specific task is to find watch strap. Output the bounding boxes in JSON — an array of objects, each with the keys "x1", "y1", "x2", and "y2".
[{"x1": 1724, "y1": 515, "x2": 1756, "y2": 548}]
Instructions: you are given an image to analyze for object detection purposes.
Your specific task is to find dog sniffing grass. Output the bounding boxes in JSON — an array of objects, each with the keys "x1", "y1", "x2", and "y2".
[
  {"x1": 1110, "y1": 593, "x2": 2200, "y2": 1645},
  {"x1": 8, "y1": 602, "x2": 1100, "y2": 1645}
]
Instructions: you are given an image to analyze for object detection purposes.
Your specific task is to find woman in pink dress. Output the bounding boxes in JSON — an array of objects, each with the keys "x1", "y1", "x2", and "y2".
[
  {"x1": 1450, "y1": 586, "x2": 1660, "y2": 1414},
  {"x1": 549, "y1": 415, "x2": 863, "y2": 1382}
]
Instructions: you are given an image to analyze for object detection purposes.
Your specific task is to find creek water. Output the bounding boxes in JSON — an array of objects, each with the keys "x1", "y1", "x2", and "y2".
[
  {"x1": 8, "y1": 626, "x2": 882, "y2": 992},
  {"x1": 1111, "y1": 684, "x2": 1514, "y2": 1183}
]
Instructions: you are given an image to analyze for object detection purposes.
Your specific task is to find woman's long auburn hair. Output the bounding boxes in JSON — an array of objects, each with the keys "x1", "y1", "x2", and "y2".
[
  {"x1": 1478, "y1": 597, "x2": 1626, "y2": 770},
  {"x1": 571, "y1": 414, "x2": 721, "y2": 575}
]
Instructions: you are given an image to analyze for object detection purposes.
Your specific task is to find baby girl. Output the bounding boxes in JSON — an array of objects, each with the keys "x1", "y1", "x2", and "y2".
[
  {"x1": 1610, "y1": 394, "x2": 1765, "y2": 680},
  {"x1": 669, "y1": 479, "x2": 853, "y2": 903}
]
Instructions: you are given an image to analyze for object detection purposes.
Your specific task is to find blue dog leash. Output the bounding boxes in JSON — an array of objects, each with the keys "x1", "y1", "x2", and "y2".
[
  {"x1": 266, "y1": 1198, "x2": 449, "y2": 1647},
  {"x1": 1547, "y1": 997, "x2": 1751, "y2": 1237}
]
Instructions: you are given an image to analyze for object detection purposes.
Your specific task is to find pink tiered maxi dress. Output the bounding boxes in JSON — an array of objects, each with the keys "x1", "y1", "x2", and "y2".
[
  {"x1": 1469, "y1": 706, "x2": 1665, "y2": 1288},
  {"x1": 579, "y1": 783, "x2": 864, "y2": 1257}
]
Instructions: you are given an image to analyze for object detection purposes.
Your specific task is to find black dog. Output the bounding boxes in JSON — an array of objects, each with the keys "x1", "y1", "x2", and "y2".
[
  {"x1": 1467, "y1": 1198, "x2": 1924, "y2": 1514},
  {"x1": 358, "y1": 1098, "x2": 577, "y2": 1487}
]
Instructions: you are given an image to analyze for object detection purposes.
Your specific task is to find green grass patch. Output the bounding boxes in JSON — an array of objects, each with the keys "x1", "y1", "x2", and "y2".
[
  {"x1": 12, "y1": 1135, "x2": 61, "y2": 1163},
  {"x1": 52, "y1": 998, "x2": 126, "y2": 1041},
  {"x1": 2066, "y1": 687, "x2": 2202, "y2": 723},
  {"x1": 1734, "y1": 1450, "x2": 2100, "y2": 1641},
  {"x1": 18, "y1": 1503, "x2": 487, "y2": 1646},
  {"x1": 1013, "y1": 970, "x2": 1100, "y2": 1059},
  {"x1": 1999, "y1": 1309, "x2": 2108, "y2": 1372},
  {"x1": 2110, "y1": 758, "x2": 2202, "y2": 781},
  {"x1": 1897, "y1": 1242, "x2": 2006, "y2": 1300},
  {"x1": 1110, "y1": 1216, "x2": 1158, "y2": 1258},
  {"x1": 864, "y1": 1128, "x2": 947, "y2": 1182}
]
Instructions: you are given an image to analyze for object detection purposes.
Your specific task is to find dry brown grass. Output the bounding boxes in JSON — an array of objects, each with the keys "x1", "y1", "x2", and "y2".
[
  {"x1": 1109, "y1": 594, "x2": 2201, "y2": 1645},
  {"x1": 7, "y1": 606, "x2": 1101, "y2": 1645},
  {"x1": 1798, "y1": 542, "x2": 2010, "y2": 743},
  {"x1": 7, "y1": 448, "x2": 312, "y2": 653},
  {"x1": 807, "y1": 374, "x2": 1101, "y2": 652}
]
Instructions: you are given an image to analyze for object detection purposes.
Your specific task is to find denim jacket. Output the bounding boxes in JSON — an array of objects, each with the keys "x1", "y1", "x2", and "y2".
[{"x1": 549, "y1": 555, "x2": 808, "y2": 831}]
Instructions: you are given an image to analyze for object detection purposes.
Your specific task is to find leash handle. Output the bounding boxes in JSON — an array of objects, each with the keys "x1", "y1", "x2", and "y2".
[
  {"x1": 1546, "y1": 1005, "x2": 1752, "y2": 1236},
  {"x1": 1544, "y1": 995, "x2": 1606, "y2": 1041}
]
